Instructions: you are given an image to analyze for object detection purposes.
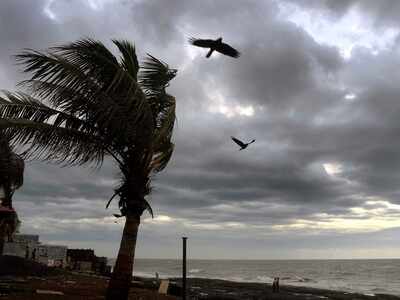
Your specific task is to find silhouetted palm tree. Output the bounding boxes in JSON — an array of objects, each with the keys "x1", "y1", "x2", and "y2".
[
  {"x1": 0, "y1": 39, "x2": 177, "y2": 300},
  {"x1": 0, "y1": 133, "x2": 23, "y2": 255}
]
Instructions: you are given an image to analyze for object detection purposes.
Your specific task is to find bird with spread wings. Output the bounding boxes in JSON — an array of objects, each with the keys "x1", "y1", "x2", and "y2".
[
  {"x1": 189, "y1": 37, "x2": 240, "y2": 58},
  {"x1": 231, "y1": 136, "x2": 255, "y2": 150}
]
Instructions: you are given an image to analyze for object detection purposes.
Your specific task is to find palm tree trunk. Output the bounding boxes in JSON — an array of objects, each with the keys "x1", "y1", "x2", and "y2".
[
  {"x1": 3, "y1": 181, "x2": 12, "y2": 208},
  {"x1": 0, "y1": 236, "x2": 4, "y2": 256},
  {"x1": 105, "y1": 214, "x2": 140, "y2": 300}
]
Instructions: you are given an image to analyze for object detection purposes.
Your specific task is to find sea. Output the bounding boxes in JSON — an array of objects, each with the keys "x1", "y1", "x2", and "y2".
[{"x1": 110, "y1": 259, "x2": 400, "y2": 296}]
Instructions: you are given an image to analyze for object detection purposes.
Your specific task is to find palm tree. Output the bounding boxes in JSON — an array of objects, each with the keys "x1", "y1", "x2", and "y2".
[
  {"x1": 0, "y1": 133, "x2": 24, "y2": 255},
  {"x1": 0, "y1": 39, "x2": 177, "y2": 299}
]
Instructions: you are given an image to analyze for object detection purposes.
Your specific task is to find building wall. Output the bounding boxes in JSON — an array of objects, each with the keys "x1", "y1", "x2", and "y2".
[
  {"x1": 37, "y1": 245, "x2": 67, "y2": 260},
  {"x1": 36, "y1": 244, "x2": 67, "y2": 266},
  {"x1": 3, "y1": 234, "x2": 39, "y2": 258},
  {"x1": 78, "y1": 261, "x2": 93, "y2": 272},
  {"x1": 3, "y1": 242, "x2": 26, "y2": 258},
  {"x1": 4, "y1": 234, "x2": 67, "y2": 267}
]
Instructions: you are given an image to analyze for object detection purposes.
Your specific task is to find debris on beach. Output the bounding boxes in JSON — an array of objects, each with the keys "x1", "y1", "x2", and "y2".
[{"x1": 36, "y1": 289, "x2": 64, "y2": 295}]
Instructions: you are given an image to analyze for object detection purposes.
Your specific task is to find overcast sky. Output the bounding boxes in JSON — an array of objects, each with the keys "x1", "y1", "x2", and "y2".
[{"x1": 2, "y1": 0, "x2": 400, "y2": 259}]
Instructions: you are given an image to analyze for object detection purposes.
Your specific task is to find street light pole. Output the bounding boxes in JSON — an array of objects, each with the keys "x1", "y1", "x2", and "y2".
[{"x1": 182, "y1": 237, "x2": 188, "y2": 300}]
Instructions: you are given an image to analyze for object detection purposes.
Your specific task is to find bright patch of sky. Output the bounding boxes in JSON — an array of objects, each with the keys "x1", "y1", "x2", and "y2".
[
  {"x1": 208, "y1": 91, "x2": 254, "y2": 118},
  {"x1": 344, "y1": 93, "x2": 357, "y2": 100},
  {"x1": 274, "y1": 212, "x2": 400, "y2": 233},
  {"x1": 44, "y1": 0, "x2": 56, "y2": 20},
  {"x1": 144, "y1": 215, "x2": 174, "y2": 223},
  {"x1": 23, "y1": 215, "x2": 120, "y2": 234},
  {"x1": 365, "y1": 198, "x2": 400, "y2": 211},
  {"x1": 272, "y1": 196, "x2": 400, "y2": 234},
  {"x1": 87, "y1": 0, "x2": 106, "y2": 10},
  {"x1": 278, "y1": 3, "x2": 399, "y2": 59},
  {"x1": 44, "y1": 0, "x2": 116, "y2": 20},
  {"x1": 323, "y1": 162, "x2": 343, "y2": 176}
]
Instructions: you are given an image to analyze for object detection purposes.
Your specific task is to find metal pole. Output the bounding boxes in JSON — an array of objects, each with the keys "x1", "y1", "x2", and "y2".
[{"x1": 182, "y1": 237, "x2": 187, "y2": 300}]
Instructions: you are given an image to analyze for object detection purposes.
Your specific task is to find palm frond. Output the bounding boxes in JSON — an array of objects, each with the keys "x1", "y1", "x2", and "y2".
[
  {"x1": 151, "y1": 142, "x2": 174, "y2": 173},
  {"x1": 143, "y1": 197, "x2": 154, "y2": 218},
  {"x1": 106, "y1": 191, "x2": 119, "y2": 209},
  {"x1": 139, "y1": 54, "x2": 177, "y2": 95},
  {"x1": 50, "y1": 38, "x2": 119, "y2": 89},
  {"x1": 17, "y1": 44, "x2": 128, "y2": 108},
  {"x1": 0, "y1": 118, "x2": 105, "y2": 166},
  {"x1": 154, "y1": 95, "x2": 175, "y2": 138},
  {"x1": 51, "y1": 39, "x2": 140, "y2": 97},
  {"x1": 112, "y1": 40, "x2": 139, "y2": 80},
  {"x1": 15, "y1": 42, "x2": 152, "y2": 148},
  {"x1": 139, "y1": 55, "x2": 177, "y2": 143},
  {"x1": 0, "y1": 91, "x2": 96, "y2": 134},
  {"x1": 16, "y1": 50, "x2": 101, "y2": 95},
  {"x1": 15, "y1": 50, "x2": 127, "y2": 129}
]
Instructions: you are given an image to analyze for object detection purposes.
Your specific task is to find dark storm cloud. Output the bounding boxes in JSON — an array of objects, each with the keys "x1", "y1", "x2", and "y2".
[
  {"x1": 151, "y1": 107, "x2": 363, "y2": 218},
  {"x1": 0, "y1": 0, "x2": 399, "y2": 258},
  {"x1": 0, "y1": 0, "x2": 57, "y2": 51},
  {"x1": 0, "y1": 0, "x2": 60, "y2": 88},
  {"x1": 192, "y1": 26, "x2": 343, "y2": 111},
  {"x1": 144, "y1": 0, "x2": 345, "y2": 113},
  {"x1": 0, "y1": 0, "x2": 145, "y2": 83},
  {"x1": 19, "y1": 161, "x2": 116, "y2": 201}
]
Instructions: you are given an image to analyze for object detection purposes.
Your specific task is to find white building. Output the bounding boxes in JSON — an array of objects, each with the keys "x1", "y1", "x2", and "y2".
[
  {"x1": 3, "y1": 234, "x2": 39, "y2": 258},
  {"x1": 4, "y1": 234, "x2": 67, "y2": 267},
  {"x1": 36, "y1": 244, "x2": 68, "y2": 267}
]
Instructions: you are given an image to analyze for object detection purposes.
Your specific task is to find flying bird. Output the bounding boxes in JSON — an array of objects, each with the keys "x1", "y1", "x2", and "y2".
[
  {"x1": 231, "y1": 136, "x2": 255, "y2": 150},
  {"x1": 189, "y1": 37, "x2": 240, "y2": 58}
]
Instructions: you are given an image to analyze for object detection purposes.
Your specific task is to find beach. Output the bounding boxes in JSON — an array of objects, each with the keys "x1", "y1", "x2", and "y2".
[
  {"x1": 1, "y1": 256, "x2": 400, "y2": 299},
  {"x1": 1, "y1": 273, "x2": 400, "y2": 299}
]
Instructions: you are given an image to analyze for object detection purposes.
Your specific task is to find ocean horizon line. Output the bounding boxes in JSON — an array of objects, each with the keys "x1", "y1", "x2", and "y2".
[{"x1": 110, "y1": 257, "x2": 400, "y2": 261}]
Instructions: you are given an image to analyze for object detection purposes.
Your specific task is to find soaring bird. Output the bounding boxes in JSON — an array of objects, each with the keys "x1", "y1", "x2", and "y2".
[
  {"x1": 231, "y1": 136, "x2": 255, "y2": 150},
  {"x1": 189, "y1": 37, "x2": 240, "y2": 58}
]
